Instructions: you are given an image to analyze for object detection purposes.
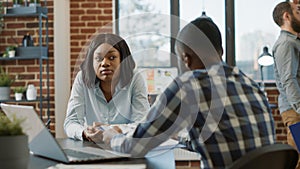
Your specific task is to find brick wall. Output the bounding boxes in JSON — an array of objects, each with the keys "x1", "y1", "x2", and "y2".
[
  {"x1": 266, "y1": 86, "x2": 287, "y2": 144},
  {"x1": 176, "y1": 161, "x2": 201, "y2": 169},
  {"x1": 70, "y1": 0, "x2": 112, "y2": 82}
]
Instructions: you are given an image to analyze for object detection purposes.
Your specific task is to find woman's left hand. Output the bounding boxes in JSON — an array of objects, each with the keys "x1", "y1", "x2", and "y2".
[
  {"x1": 84, "y1": 122, "x2": 107, "y2": 143},
  {"x1": 102, "y1": 126, "x2": 122, "y2": 145}
]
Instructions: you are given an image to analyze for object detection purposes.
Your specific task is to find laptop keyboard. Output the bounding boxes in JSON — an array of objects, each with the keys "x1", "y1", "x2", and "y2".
[{"x1": 64, "y1": 148, "x2": 105, "y2": 160}]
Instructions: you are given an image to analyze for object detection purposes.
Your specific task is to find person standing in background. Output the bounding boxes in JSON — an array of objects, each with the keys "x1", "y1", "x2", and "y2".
[{"x1": 272, "y1": 2, "x2": 300, "y2": 168}]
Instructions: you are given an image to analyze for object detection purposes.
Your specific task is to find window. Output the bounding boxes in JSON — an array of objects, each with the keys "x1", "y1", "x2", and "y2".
[
  {"x1": 117, "y1": 0, "x2": 171, "y2": 67},
  {"x1": 117, "y1": 0, "x2": 279, "y2": 82},
  {"x1": 117, "y1": 0, "x2": 226, "y2": 67},
  {"x1": 235, "y1": 0, "x2": 281, "y2": 81},
  {"x1": 179, "y1": 0, "x2": 225, "y2": 60}
]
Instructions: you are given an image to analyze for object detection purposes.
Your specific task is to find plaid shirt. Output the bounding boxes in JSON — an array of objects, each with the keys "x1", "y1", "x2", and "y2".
[{"x1": 110, "y1": 63, "x2": 275, "y2": 169}]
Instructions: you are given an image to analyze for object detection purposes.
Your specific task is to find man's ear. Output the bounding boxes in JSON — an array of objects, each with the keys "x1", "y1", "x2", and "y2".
[{"x1": 283, "y1": 11, "x2": 291, "y2": 22}]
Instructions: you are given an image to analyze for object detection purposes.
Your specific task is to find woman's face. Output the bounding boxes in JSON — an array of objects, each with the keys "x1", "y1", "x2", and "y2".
[{"x1": 93, "y1": 43, "x2": 121, "y2": 83}]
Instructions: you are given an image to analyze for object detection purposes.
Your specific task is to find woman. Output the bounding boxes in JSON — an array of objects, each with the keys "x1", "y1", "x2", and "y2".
[{"x1": 64, "y1": 33, "x2": 150, "y2": 141}]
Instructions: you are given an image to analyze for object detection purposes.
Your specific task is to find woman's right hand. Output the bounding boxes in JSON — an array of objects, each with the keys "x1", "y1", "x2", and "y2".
[{"x1": 83, "y1": 122, "x2": 105, "y2": 143}]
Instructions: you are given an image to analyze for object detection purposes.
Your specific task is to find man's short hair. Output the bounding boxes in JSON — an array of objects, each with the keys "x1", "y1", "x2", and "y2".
[
  {"x1": 273, "y1": 2, "x2": 292, "y2": 26},
  {"x1": 176, "y1": 17, "x2": 223, "y2": 58},
  {"x1": 190, "y1": 17, "x2": 223, "y2": 56}
]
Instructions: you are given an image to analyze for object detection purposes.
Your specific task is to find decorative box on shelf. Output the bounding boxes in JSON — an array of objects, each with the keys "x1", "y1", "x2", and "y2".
[
  {"x1": 6, "y1": 7, "x2": 48, "y2": 15},
  {"x1": 16, "y1": 46, "x2": 48, "y2": 58}
]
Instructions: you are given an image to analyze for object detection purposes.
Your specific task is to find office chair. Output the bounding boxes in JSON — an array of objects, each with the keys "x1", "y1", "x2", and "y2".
[{"x1": 226, "y1": 144, "x2": 299, "y2": 169}]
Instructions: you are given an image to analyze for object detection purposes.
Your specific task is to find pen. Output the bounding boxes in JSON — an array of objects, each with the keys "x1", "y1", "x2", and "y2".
[{"x1": 97, "y1": 125, "x2": 112, "y2": 131}]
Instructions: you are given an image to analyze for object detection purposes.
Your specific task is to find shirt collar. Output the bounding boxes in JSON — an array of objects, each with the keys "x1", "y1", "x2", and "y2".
[
  {"x1": 281, "y1": 30, "x2": 299, "y2": 40},
  {"x1": 206, "y1": 62, "x2": 241, "y2": 77},
  {"x1": 95, "y1": 80, "x2": 126, "y2": 96}
]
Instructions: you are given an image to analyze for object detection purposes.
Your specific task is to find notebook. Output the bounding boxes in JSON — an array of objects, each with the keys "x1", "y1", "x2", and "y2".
[
  {"x1": 289, "y1": 122, "x2": 300, "y2": 152},
  {"x1": 0, "y1": 103, "x2": 130, "y2": 163}
]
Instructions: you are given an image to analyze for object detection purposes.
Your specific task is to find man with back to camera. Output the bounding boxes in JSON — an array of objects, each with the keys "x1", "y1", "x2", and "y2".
[
  {"x1": 98, "y1": 16, "x2": 275, "y2": 169},
  {"x1": 273, "y1": 1, "x2": 300, "y2": 168}
]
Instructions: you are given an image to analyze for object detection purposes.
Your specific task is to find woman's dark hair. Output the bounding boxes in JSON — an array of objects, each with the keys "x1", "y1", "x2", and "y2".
[{"x1": 80, "y1": 33, "x2": 136, "y2": 88}]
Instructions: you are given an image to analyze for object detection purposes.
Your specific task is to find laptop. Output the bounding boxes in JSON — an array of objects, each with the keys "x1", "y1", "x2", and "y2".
[
  {"x1": 289, "y1": 122, "x2": 300, "y2": 152},
  {"x1": 0, "y1": 103, "x2": 130, "y2": 163}
]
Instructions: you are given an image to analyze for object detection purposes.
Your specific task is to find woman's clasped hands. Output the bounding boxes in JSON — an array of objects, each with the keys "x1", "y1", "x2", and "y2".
[{"x1": 83, "y1": 122, "x2": 122, "y2": 144}]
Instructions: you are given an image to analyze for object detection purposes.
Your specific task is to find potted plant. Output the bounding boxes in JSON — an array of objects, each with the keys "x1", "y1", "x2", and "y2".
[
  {"x1": 0, "y1": 112, "x2": 29, "y2": 169},
  {"x1": 13, "y1": 86, "x2": 26, "y2": 101},
  {"x1": 13, "y1": 0, "x2": 24, "y2": 8},
  {"x1": 6, "y1": 46, "x2": 16, "y2": 58},
  {"x1": 29, "y1": 0, "x2": 41, "y2": 7},
  {"x1": 0, "y1": 66, "x2": 14, "y2": 100}
]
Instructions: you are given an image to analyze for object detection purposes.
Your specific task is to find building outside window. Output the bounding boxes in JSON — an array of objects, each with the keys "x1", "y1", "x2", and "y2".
[
  {"x1": 235, "y1": 0, "x2": 281, "y2": 81},
  {"x1": 117, "y1": 0, "x2": 170, "y2": 67}
]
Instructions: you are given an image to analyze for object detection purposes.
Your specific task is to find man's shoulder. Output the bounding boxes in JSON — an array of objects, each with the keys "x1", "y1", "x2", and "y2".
[
  {"x1": 178, "y1": 64, "x2": 238, "y2": 79},
  {"x1": 177, "y1": 64, "x2": 253, "y2": 84},
  {"x1": 273, "y1": 38, "x2": 300, "y2": 58},
  {"x1": 275, "y1": 31, "x2": 300, "y2": 47}
]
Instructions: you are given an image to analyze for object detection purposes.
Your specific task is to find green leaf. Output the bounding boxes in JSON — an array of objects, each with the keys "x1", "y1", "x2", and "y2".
[{"x1": 0, "y1": 112, "x2": 25, "y2": 136}]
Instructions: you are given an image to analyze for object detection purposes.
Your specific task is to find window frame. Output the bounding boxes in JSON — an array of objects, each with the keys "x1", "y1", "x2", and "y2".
[{"x1": 114, "y1": 0, "x2": 236, "y2": 67}]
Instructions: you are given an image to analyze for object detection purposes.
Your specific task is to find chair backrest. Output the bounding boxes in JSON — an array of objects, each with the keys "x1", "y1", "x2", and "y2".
[{"x1": 226, "y1": 144, "x2": 298, "y2": 169}]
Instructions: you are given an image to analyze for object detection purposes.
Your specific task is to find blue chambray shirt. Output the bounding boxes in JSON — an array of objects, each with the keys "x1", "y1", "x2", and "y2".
[
  {"x1": 273, "y1": 30, "x2": 300, "y2": 114},
  {"x1": 109, "y1": 63, "x2": 275, "y2": 169},
  {"x1": 64, "y1": 70, "x2": 150, "y2": 140}
]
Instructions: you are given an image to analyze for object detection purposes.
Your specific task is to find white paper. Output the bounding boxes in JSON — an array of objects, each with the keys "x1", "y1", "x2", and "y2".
[{"x1": 151, "y1": 139, "x2": 185, "y2": 151}]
